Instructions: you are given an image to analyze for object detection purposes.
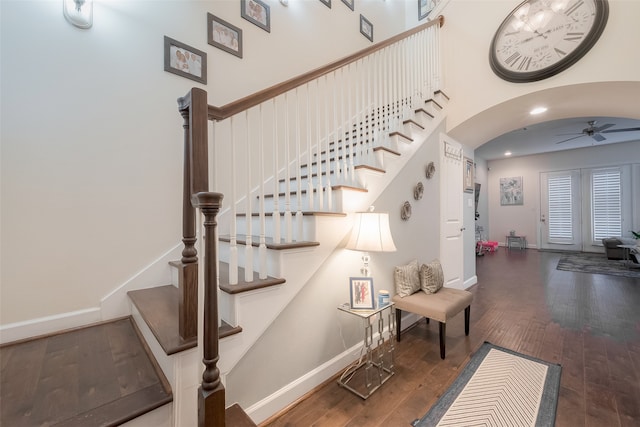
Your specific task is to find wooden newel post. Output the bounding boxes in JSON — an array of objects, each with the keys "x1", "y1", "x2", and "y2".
[{"x1": 192, "y1": 191, "x2": 225, "y2": 427}]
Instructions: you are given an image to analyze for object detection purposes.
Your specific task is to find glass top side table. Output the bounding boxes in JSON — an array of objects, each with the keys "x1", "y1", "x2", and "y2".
[{"x1": 337, "y1": 302, "x2": 395, "y2": 399}]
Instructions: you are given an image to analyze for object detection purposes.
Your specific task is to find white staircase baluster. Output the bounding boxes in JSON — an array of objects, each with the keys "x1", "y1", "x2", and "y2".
[
  {"x1": 245, "y1": 110, "x2": 254, "y2": 282},
  {"x1": 332, "y1": 72, "x2": 341, "y2": 185},
  {"x1": 229, "y1": 116, "x2": 238, "y2": 285},
  {"x1": 324, "y1": 75, "x2": 332, "y2": 211},
  {"x1": 284, "y1": 93, "x2": 293, "y2": 242},
  {"x1": 347, "y1": 64, "x2": 355, "y2": 184},
  {"x1": 272, "y1": 99, "x2": 281, "y2": 243},
  {"x1": 295, "y1": 88, "x2": 303, "y2": 241},
  {"x1": 306, "y1": 85, "x2": 314, "y2": 211},
  {"x1": 315, "y1": 79, "x2": 324, "y2": 211},
  {"x1": 259, "y1": 105, "x2": 267, "y2": 279},
  {"x1": 339, "y1": 68, "x2": 348, "y2": 186}
]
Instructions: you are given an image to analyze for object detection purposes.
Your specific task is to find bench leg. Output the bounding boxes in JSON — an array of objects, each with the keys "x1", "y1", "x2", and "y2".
[
  {"x1": 439, "y1": 322, "x2": 446, "y2": 359},
  {"x1": 464, "y1": 306, "x2": 470, "y2": 336},
  {"x1": 396, "y1": 308, "x2": 402, "y2": 342}
]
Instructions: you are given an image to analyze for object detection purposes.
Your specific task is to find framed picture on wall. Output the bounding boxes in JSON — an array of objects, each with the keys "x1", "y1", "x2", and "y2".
[
  {"x1": 360, "y1": 15, "x2": 373, "y2": 42},
  {"x1": 241, "y1": 0, "x2": 271, "y2": 33},
  {"x1": 163, "y1": 36, "x2": 207, "y2": 84},
  {"x1": 419, "y1": 0, "x2": 438, "y2": 21},
  {"x1": 342, "y1": 0, "x2": 354, "y2": 11},
  {"x1": 208, "y1": 14, "x2": 243, "y2": 58},
  {"x1": 463, "y1": 157, "x2": 474, "y2": 193},
  {"x1": 500, "y1": 176, "x2": 524, "y2": 205},
  {"x1": 320, "y1": 0, "x2": 331, "y2": 8},
  {"x1": 349, "y1": 277, "x2": 375, "y2": 309}
]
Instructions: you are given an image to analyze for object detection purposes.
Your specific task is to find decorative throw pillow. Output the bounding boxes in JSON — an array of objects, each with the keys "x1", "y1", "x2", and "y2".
[
  {"x1": 394, "y1": 259, "x2": 420, "y2": 297},
  {"x1": 420, "y1": 259, "x2": 444, "y2": 294}
]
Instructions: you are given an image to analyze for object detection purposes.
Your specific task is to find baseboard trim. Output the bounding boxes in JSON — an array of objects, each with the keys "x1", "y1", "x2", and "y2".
[
  {"x1": 464, "y1": 275, "x2": 478, "y2": 289},
  {"x1": 245, "y1": 311, "x2": 420, "y2": 424},
  {"x1": 0, "y1": 307, "x2": 101, "y2": 345}
]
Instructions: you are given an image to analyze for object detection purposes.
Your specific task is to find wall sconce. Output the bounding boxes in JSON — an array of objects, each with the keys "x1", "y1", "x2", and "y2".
[
  {"x1": 63, "y1": 0, "x2": 93, "y2": 29},
  {"x1": 346, "y1": 207, "x2": 397, "y2": 277}
]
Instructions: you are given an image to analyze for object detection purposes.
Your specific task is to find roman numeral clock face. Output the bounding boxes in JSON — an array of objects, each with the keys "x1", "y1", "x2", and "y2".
[{"x1": 490, "y1": 0, "x2": 609, "y2": 82}]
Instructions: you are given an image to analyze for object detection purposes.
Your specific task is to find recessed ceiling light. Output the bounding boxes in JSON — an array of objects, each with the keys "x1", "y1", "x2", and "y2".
[
  {"x1": 530, "y1": 106, "x2": 548, "y2": 115},
  {"x1": 504, "y1": 151, "x2": 512, "y2": 156}
]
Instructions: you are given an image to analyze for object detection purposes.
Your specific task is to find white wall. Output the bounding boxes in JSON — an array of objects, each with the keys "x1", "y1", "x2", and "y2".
[
  {"x1": 441, "y1": 0, "x2": 640, "y2": 148},
  {"x1": 485, "y1": 141, "x2": 640, "y2": 248},
  {"x1": 0, "y1": 0, "x2": 411, "y2": 326},
  {"x1": 226, "y1": 121, "x2": 444, "y2": 414}
]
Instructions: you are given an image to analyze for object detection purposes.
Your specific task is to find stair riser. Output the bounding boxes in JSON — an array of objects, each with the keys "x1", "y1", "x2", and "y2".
[
  {"x1": 234, "y1": 214, "x2": 318, "y2": 242},
  {"x1": 218, "y1": 240, "x2": 284, "y2": 278}
]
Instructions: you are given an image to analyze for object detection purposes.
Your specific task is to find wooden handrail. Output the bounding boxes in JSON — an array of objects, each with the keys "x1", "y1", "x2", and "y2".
[{"x1": 206, "y1": 16, "x2": 444, "y2": 121}]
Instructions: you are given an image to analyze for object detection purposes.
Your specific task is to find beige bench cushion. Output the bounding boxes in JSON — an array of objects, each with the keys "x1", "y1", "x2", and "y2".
[{"x1": 392, "y1": 287, "x2": 473, "y2": 323}]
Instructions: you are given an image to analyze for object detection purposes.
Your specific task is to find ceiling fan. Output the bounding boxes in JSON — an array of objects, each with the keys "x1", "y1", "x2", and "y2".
[{"x1": 555, "y1": 120, "x2": 640, "y2": 144}]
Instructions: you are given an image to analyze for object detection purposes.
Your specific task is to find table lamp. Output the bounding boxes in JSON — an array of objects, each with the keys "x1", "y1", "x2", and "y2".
[{"x1": 346, "y1": 207, "x2": 397, "y2": 277}]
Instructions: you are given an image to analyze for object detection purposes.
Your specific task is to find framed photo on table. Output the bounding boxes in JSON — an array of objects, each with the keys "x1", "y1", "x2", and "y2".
[{"x1": 349, "y1": 277, "x2": 375, "y2": 309}]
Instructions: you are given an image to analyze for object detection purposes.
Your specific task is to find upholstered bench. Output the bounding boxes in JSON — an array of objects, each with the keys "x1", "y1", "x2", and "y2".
[
  {"x1": 393, "y1": 259, "x2": 473, "y2": 359},
  {"x1": 393, "y1": 289, "x2": 472, "y2": 359}
]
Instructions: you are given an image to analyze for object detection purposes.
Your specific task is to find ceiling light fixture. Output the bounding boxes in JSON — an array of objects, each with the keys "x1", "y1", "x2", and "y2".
[
  {"x1": 504, "y1": 151, "x2": 512, "y2": 156},
  {"x1": 63, "y1": 0, "x2": 93, "y2": 29},
  {"x1": 530, "y1": 106, "x2": 548, "y2": 115}
]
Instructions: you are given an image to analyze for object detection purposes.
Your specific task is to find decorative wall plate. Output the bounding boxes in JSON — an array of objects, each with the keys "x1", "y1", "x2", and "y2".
[
  {"x1": 426, "y1": 162, "x2": 436, "y2": 179},
  {"x1": 414, "y1": 182, "x2": 424, "y2": 200},
  {"x1": 401, "y1": 201, "x2": 412, "y2": 221}
]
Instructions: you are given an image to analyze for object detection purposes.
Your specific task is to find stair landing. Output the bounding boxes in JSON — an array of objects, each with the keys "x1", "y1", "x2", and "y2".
[{"x1": 0, "y1": 317, "x2": 172, "y2": 427}]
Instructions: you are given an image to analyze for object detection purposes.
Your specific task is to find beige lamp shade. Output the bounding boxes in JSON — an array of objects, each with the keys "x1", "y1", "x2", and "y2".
[{"x1": 346, "y1": 212, "x2": 397, "y2": 252}]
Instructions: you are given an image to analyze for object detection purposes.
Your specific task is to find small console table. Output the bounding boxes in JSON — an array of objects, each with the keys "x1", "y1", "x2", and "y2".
[
  {"x1": 506, "y1": 235, "x2": 527, "y2": 250},
  {"x1": 337, "y1": 302, "x2": 395, "y2": 399}
]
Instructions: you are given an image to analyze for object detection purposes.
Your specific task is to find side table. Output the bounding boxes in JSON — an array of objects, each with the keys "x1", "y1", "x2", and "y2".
[
  {"x1": 506, "y1": 235, "x2": 527, "y2": 250},
  {"x1": 337, "y1": 302, "x2": 395, "y2": 399}
]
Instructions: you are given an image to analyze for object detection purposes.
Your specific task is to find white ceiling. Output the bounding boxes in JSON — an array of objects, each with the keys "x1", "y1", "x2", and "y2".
[{"x1": 475, "y1": 116, "x2": 640, "y2": 161}]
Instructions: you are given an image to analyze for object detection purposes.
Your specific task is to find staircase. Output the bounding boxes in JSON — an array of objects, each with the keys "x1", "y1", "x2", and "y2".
[
  {"x1": 124, "y1": 17, "x2": 448, "y2": 425},
  {"x1": 0, "y1": 17, "x2": 448, "y2": 427}
]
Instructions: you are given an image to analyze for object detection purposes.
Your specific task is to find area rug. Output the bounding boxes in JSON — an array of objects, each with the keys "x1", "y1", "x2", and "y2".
[
  {"x1": 556, "y1": 252, "x2": 640, "y2": 279},
  {"x1": 412, "y1": 342, "x2": 561, "y2": 427}
]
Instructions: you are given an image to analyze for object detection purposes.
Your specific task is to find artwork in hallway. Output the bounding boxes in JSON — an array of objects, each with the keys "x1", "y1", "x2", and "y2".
[{"x1": 499, "y1": 176, "x2": 523, "y2": 205}]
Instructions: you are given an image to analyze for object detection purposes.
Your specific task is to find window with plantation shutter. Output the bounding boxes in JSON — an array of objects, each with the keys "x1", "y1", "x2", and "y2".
[
  {"x1": 592, "y1": 169, "x2": 621, "y2": 240},
  {"x1": 548, "y1": 175, "x2": 573, "y2": 241}
]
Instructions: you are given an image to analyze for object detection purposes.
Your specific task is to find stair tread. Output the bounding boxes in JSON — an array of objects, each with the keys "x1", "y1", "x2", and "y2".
[
  {"x1": 237, "y1": 210, "x2": 347, "y2": 217},
  {"x1": 219, "y1": 262, "x2": 286, "y2": 294},
  {"x1": 128, "y1": 285, "x2": 241, "y2": 355},
  {"x1": 226, "y1": 403, "x2": 257, "y2": 426},
  {"x1": 219, "y1": 234, "x2": 320, "y2": 250},
  {"x1": 261, "y1": 184, "x2": 368, "y2": 199},
  {"x1": 0, "y1": 317, "x2": 172, "y2": 427}
]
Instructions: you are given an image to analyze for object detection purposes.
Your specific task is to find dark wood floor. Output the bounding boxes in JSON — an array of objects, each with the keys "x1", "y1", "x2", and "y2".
[
  {"x1": 262, "y1": 249, "x2": 640, "y2": 427},
  {"x1": 0, "y1": 317, "x2": 172, "y2": 427}
]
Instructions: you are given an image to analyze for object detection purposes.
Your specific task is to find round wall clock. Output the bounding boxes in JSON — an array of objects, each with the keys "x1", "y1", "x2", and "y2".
[{"x1": 489, "y1": 0, "x2": 609, "y2": 83}]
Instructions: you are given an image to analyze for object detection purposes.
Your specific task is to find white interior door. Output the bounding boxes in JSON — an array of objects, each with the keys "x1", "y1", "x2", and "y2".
[
  {"x1": 539, "y1": 170, "x2": 582, "y2": 251},
  {"x1": 439, "y1": 134, "x2": 463, "y2": 289}
]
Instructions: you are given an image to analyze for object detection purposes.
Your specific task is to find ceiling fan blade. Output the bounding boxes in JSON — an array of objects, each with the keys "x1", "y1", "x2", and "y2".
[
  {"x1": 601, "y1": 127, "x2": 640, "y2": 133},
  {"x1": 555, "y1": 135, "x2": 585, "y2": 144},
  {"x1": 592, "y1": 133, "x2": 606, "y2": 142},
  {"x1": 593, "y1": 123, "x2": 615, "y2": 132}
]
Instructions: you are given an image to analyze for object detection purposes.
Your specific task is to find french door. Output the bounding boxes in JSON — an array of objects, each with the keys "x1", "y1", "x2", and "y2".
[
  {"x1": 540, "y1": 166, "x2": 631, "y2": 252},
  {"x1": 540, "y1": 170, "x2": 582, "y2": 251}
]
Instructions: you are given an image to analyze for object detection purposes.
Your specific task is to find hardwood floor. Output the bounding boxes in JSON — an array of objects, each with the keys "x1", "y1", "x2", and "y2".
[
  {"x1": 0, "y1": 317, "x2": 172, "y2": 427},
  {"x1": 262, "y1": 249, "x2": 640, "y2": 427}
]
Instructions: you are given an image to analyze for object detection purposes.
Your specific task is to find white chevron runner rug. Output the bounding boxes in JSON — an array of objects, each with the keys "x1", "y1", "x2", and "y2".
[{"x1": 412, "y1": 342, "x2": 561, "y2": 427}]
